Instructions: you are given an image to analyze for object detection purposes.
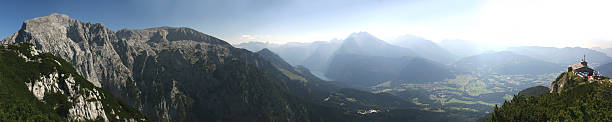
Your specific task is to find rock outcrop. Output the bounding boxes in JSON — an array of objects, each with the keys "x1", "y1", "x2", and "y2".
[{"x1": 0, "y1": 43, "x2": 146, "y2": 121}]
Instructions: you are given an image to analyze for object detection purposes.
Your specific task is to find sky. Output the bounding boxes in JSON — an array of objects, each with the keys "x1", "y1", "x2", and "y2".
[{"x1": 1, "y1": 0, "x2": 612, "y2": 48}]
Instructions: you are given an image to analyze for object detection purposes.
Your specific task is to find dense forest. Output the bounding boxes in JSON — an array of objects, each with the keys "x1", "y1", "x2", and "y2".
[{"x1": 488, "y1": 72, "x2": 612, "y2": 121}]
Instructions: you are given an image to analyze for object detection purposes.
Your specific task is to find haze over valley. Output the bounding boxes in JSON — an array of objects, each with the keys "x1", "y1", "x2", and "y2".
[{"x1": 3, "y1": 0, "x2": 612, "y2": 121}]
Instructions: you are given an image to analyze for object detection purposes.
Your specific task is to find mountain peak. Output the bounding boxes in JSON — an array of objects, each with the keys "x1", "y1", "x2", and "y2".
[
  {"x1": 343, "y1": 31, "x2": 386, "y2": 46},
  {"x1": 24, "y1": 13, "x2": 78, "y2": 27},
  {"x1": 116, "y1": 26, "x2": 230, "y2": 45},
  {"x1": 257, "y1": 48, "x2": 274, "y2": 54},
  {"x1": 347, "y1": 32, "x2": 376, "y2": 39},
  {"x1": 47, "y1": 13, "x2": 70, "y2": 19}
]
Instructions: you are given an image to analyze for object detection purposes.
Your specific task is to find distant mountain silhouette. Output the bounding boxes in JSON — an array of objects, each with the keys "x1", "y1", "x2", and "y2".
[
  {"x1": 388, "y1": 35, "x2": 456, "y2": 64},
  {"x1": 334, "y1": 32, "x2": 415, "y2": 57},
  {"x1": 506, "y1": 46, "x2": 612, "y2": 66},
  {"x1": 596, "y1": 61, "x2": 612, "y2": 77},
  {"x1": 327, "y1": 54, "x2": 454, "y2": 86},
  {"x1": 454, "y1": 51, "x2": 563, "y2": 75}
]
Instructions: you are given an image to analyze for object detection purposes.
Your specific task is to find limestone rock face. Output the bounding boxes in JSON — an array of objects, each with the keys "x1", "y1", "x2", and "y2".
[
  {"x1": 27, "y1": 72, "x2": 110, "y2": 121},
  {"x1": 8, "y1": 43, "x2": 146, "y2": 121},
  {"x1": 2, "y1": 14, "x2": 305, "y2": 122},
  {"x1": 550, "y1": 72, "x2": 587, "y2": 93}
]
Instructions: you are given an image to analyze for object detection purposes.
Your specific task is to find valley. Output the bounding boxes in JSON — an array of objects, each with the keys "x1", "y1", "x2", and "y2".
[
  {"x1": 3, "y1": 1, "x2": 612, "y2": 121},
  {"x1": 369, "y1": 73, "x2": 558, "y2": 121}
]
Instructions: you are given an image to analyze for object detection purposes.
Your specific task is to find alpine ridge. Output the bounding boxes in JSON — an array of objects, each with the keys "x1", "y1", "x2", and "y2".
[{"x1": 1, "y1": 13, "x2": 348, "y2": 122}]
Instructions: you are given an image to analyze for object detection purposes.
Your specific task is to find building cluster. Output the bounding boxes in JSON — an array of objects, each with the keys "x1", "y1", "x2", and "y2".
[{"x1": 567, "y1": 55, "x2": 601, "y2": 81}]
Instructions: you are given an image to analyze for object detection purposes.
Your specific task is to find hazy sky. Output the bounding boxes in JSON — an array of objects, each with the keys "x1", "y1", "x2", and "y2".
[{"x1": 2, "y1": 0, "x2": 612, "y2": 48}]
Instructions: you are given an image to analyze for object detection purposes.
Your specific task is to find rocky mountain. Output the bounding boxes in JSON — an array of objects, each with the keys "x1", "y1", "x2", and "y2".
[
  {"x1": 0, "y1": 43, "x2": 146, "y2": 121},
  {"x1": 387, "y1": 34, "x2": 456, "y2": 64},
  {"x1": 300, "y1": 40, "x2": 343, "y2": 77},
  {"x1": 1, "y1": 13, "x2": 357, "y2": 122},
  {"x1": 506, "y1": 46, "x2": 612, "y2": 66},
  {"x1": 235, "y1": 41, "x2": 318, "y2": 66},
  {"x1": 255, "y1": 48, "x2": 338, "y2": 103},
  {"x1": 453, "y1": 51, "x2": 562, "y2": 75}
]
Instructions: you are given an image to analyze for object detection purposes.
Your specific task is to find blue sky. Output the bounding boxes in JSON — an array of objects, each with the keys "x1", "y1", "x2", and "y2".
[{"x1": 2, "y1": 0, "x2": 612, "y2": 48}]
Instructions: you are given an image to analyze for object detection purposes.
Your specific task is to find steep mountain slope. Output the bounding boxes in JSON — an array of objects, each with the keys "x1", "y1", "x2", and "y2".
[
  {"x1": 233, "y1": 41, "x2": 278, "y2": 52},
  {"x1": 388, "y1": 35, "x2": 456, "y2": 64},
  {"x1": 453, "y1": 51, "x2": 562, "y2": 75},
  {"x1": 255, "y1": 49, "x2": 461, "y2": 121},
  {"x1": 0, "y1": 13, "x2": 352, "y2": 122},
  {"x1": 256, "y1": 48, "x2": 421, "y2": 109},
  {"x1": 489, "y1": 72, "x2": 612, "y2": 121},
  {"x1": 300, "y1": 40, "x2": 342, "y2": 76},
  {"x1": 517, "y1": 86, "x2": 549, "y2": 97},
  {"x1": 255, "y1": 48, "x2": 338, "y2": 103},
  {"x1": 506, "y1": 46, "x2": 612, "y2": 66},
  {"x1": 0, "y1": 43, "x2": 146, "y2": 121}
]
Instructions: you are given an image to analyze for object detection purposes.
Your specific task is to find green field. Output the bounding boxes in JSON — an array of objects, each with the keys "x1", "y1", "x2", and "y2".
[{"x1": 368, "y1": 73, "x2": 559, "y2": 121}]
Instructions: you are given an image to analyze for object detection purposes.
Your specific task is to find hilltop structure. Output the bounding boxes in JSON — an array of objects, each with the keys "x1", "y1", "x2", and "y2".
[{"x1": 567, "y1": 55, "x2": 600, "y2": 81}]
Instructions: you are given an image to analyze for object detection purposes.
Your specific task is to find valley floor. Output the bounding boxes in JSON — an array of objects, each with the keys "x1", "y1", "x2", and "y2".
[{"x1": 365, "y1": 73, "x2": 559, "y2": 121}]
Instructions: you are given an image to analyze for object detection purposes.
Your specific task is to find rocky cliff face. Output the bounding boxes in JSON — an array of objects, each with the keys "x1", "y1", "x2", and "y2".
[
  {"x1": 1, "y1": 14, "x2": 347, "y2": 122},
  {"x1": 0, "y1": 43, "x2": 146, "y2": 121},
  {"x1": 549, "y1": 72, "x2": 587, "y2": 93},
  {"x1": 26, "y1": 72, "x2": 109, "y2": 121}
]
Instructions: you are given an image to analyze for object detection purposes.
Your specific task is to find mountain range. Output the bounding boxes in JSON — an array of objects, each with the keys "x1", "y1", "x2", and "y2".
[
  {"x1": 387, "y1": 34, "x2": 456, "y2": 64},
  {"x1": 0, "y1": 13, "x2": 462, "y2": 122},
  {"x1": 506, "y1": 46, "x2": 612, "y2": 66},
  {"x1": 453, "y1": 51, "x2": 563, "y2": 75},
  {"x1": 2, "y1": 14, "x2": 349, "y2": 122},
  {"x1": 5, "y1": 13, "x2": 612, "y2": 122}
]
